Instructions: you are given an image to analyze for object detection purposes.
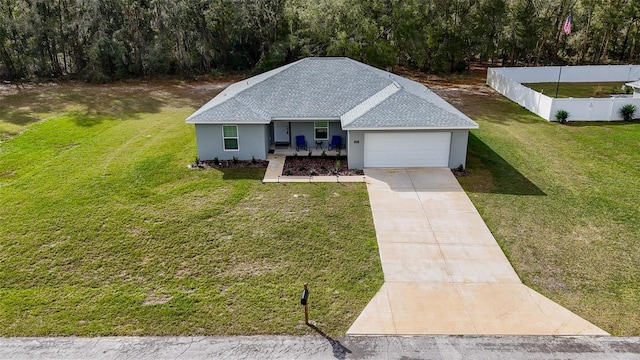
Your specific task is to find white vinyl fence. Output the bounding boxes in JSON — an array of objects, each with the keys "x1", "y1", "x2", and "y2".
[{"x1": 487, "y1": 65, "x2": 640, "y2": 121}]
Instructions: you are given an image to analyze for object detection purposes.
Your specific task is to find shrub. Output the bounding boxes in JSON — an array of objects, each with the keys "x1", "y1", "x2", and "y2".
[
  {"x1": 191, "y1": 157, "x2": 202, "y2": 169},
  {"x1": 251, "y1": 155, "x2": 257, "y2": 164},
  {"x1": 81, "y1": 68, "x2": 111, "y2": 83},
  {"x1": 232, "y1": 156, "x2": 239, "y2": 164},
  {"x1": 285, "y1": 168, "x2": 293, "y2": 176},
  {"x1": 213, "y1": 157, "x2": 220, "y2": 165},
  {"x1": 309, "y1": 169, "x2": 317, "y2": 176},
  {"x1": 555, "y1": 109, "x2": 570, "y2": 124},
  {"x1": 321, "y1": 150, "x2": 326, "y2": 158},
  {"x1": 619, "y1": 104, "x2": 636, "y2": 121},
  {"x1": 453, "y1": 60, "x2": 467, "y2": 73}
]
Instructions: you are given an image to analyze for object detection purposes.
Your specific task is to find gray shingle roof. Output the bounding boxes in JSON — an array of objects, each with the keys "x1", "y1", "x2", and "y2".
[
  {"x1": 343, "y1": 91, "x2": 476, "y2": 129},
  {"x1": 188, "y1": 98, "x2": 269, "y2": 123},
  {"x1": 186, "y1": 57, "x2": 478, "y2": 130}
]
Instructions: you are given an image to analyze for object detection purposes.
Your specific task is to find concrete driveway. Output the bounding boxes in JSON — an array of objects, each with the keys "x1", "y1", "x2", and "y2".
[{"x1": 348, "y1": 168, "x2": 608, "y2": 336}]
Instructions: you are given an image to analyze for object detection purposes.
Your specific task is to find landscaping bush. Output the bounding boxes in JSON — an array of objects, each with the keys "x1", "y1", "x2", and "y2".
[
  {"x1": 555, "y1": 109, "x2": 570, "y2": 124},
  {"x1": 619, "y1": 104, "x2": 636, "y2": 121}
]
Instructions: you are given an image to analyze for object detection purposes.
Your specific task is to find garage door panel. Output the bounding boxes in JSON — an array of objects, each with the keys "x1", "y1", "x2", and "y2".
[{"x1": 364, "y1": 132, "x2": 451, "y2": 168}]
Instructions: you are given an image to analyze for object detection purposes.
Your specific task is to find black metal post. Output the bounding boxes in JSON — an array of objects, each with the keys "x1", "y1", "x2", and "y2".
[
  {"x1": 555, "y1": 66, "x2": 563, "y2": 98},
  {"x1": 300, "y1": 283, "x2": 309, "y2": 324}
]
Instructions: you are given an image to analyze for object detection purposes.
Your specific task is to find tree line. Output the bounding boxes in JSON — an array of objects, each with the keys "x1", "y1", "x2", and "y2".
[{"x1": 1, "y1": 0, "x2": 639, "y2": 81}]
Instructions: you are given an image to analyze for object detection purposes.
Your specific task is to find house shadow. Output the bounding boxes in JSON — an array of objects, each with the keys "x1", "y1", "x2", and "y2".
[
  {"x1": 565, "y1": 119, "x2": 639, "y2": 127},
  {"x1": 218, "y1": 168, "x2": 267, "y2": 180},
  {"x1": 307, "y1": 323, "x2": 352, "y2": 360},
  {"x1": 463, "y1": 133, "x2": 545, "y2": 196}
]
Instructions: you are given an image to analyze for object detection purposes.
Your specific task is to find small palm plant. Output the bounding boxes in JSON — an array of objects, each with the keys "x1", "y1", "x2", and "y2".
[
  {"x1": 619, "y1": 104, "x2": 636, "y2": 121},
  {"x1": 555, "y1": 109, "x2": 570, "y2": 124}
]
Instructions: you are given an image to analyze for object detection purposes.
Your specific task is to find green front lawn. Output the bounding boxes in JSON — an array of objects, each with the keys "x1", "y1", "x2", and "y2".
[
  {"x1": 454, "y1": 92, "x2": 640, "y2": 336},
  {"x1": 0, "y1": 83, "x2": 382, "y2": 337},
  {"x1": 522, "y1": 82, "x2": 628, "y2": 98},
  {"x1": 3, "y1": 78, "x2": 639, "y2": 337}
]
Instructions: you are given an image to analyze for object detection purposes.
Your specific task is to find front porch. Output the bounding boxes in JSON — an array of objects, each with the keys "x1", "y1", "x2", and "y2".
[{"x1": 269, "y1": 143, "x2": 347, "y2": 157}]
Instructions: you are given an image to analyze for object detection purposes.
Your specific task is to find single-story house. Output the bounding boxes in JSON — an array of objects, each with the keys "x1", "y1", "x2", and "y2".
[
  {"x1": 625, "y1": 80, "x2": 640, "y2": 98},
  {"x1": 186, "y1": 57, "x2": 478, "y2": 169}
]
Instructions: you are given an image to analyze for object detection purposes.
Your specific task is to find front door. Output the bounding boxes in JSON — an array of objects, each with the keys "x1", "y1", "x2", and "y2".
[{"x1": 274, "y1": 121, "x2": 290, "y2": 145}]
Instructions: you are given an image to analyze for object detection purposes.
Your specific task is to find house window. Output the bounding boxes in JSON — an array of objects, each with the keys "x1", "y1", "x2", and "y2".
[
  {"x1": 222, "y1": 125, "x2": 239, "y2": 151},
  {"x1": 314, "y1": 121, "x2": 328, "y2": 140}
]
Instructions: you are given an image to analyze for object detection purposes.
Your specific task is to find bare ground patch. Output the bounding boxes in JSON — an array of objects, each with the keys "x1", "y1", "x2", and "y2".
[
  {"x1": 142, "y1": 293, "x2": 173, "y2": 306},
  {"x1": 395, "y1": 64, "x2": 501, "y2": 108}
]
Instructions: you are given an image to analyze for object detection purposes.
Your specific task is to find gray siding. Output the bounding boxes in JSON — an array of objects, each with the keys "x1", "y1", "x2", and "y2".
[
  {"x1": 347, "y1": 130, "x2": 365, "y2": 169},
  {"x1": 289, "y1": 122, "x2": 313, "y2": 149},
  {"x1": 289, "y1": 121, "x2": 346, "y2": 150},
  {"x1": 329, "y1": 122, "x2": 347, "y2": 146},
  {"x1": 448, "y1": 130, "x2": 470, "y2": 169},
  {"x1": 264, "y1": 124, "x2": 271, "y2": 156},
  {"x1": 194, "y1": 124, "x2": 268, "y2": 160}
]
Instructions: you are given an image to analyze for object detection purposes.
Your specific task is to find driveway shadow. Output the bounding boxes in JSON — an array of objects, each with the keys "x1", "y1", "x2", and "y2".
[
  {"x1": 462, "y1": 133, "x2": 546, "y2": 196},
  {"x1": 307, "y1": 323, "x2": 352, "y2": 360}
]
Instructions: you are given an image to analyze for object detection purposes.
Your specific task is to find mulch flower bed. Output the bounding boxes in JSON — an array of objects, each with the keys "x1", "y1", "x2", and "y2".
[
  {"x1": 451, "y1": 165, "x2": 470, "y2": 177},
  {"x1": 282, "y1": 156, "x2": 364, "y2": 176},
  {"x1": 188, "y1": 156, "x2": 364, "y2": 176},
  {"x1": 189, "y1": 159, "x2": 269, "y2": 169}
]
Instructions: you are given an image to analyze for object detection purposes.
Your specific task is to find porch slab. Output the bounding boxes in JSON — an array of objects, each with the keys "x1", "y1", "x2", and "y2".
[{"x1": 271, "y1": 146, "x2": 347, "y2": 157}]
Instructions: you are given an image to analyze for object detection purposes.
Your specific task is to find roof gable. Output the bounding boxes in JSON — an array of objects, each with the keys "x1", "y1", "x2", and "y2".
[
  {"x1": 236, "y1": 58, "x2": 392, "y2": 118},
  {"x1": 344, "y1": 91, "x2": 475, "y2": 129}
]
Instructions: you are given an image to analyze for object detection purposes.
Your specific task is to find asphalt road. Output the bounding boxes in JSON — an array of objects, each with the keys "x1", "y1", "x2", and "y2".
[{"x1": 1, "y1": 335, "x2": 639, "y2": 359}]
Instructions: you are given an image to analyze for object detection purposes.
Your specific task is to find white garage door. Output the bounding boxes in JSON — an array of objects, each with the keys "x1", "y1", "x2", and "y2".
[{"x1": 364, "y1": 131, "x2": 451, "y2": 168}]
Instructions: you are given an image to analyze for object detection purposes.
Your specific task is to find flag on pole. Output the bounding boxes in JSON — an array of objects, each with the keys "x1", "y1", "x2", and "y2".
[{"x1": 563, "y1": 14, "x2": 572, "y2": 35}]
